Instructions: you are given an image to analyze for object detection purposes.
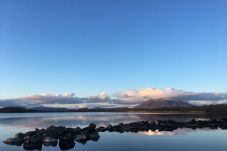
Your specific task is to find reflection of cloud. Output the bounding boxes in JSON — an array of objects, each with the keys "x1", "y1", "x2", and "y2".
[
  {"x1": 1, "y1": 88, "x2": 227, "y2": 108},
  {"x1": 138, "y1": 128, "x2": 215, "y2": 136},
  {"x1": 141, "y1": 130, "x2": 174, "y2": 136}
]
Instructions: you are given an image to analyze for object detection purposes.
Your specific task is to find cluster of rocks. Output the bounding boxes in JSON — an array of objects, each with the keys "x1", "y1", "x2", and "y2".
[
  {"x1": 3, "y1": 118, "x2": 227, "y2": 150},
  {"x1": 3, "y1": 123, "x2": 100, "y2": 150}
]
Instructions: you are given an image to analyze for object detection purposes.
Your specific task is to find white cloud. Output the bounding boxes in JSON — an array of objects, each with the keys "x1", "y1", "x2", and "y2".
[
  {"x1": 115, "y1": 88, "x2": 193, "y2": 102},
  {"x1": 0, "y1": 88, "x2": 227, "y2": 108}
]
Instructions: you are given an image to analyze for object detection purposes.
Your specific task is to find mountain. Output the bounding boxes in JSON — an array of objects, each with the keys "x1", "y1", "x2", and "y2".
[
  {"x1": 31, "y1": 106, "x2": 68, "y2": 112},
  {"x1": 135, "y1": 98, "x2": 193, "y2": 108}
]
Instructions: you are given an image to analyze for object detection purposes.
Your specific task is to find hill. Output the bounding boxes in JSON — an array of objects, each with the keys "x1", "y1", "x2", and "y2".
[{"x1": 136, "y1": 98, "x2": 193, "y2": 108}]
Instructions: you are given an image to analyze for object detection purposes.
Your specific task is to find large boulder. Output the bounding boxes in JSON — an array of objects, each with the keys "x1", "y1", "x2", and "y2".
[
  {"x1": 46, "y1": 125, "x2": 65, "y2": 138},
  {"x1": 89, "y1": 132, "x2": 100, "y2": 141},
  {"x1": 59, "y1": 140, "x2": 75, "y2": 150},
  {"x1": 74, "y1": 133, "x2": 87, "y2": 141},
  {"x1": 14, "y1": 132, "x2": 24, "y2": 140},
  {"x1": 23, "y1": 131, "x2": 38, "y2": 143},
  {"x1": 23, "y1": 142, "x2": 42, "y2": 150},
  {"x1": 23, "y1": 129, "x2": 45, "y2": 143},
  {"x1": 73, "y1": 127, "x2": 82, "y2": 134},
  {"x1": 89, "y1": 123, "x2": 96, "y2": 130},
  {"x1": 96, "y1": 126, "x2": 107, "y2": 132},
  {"x1": 60, "y1": 133, "x2": 75, "y2": 141}
]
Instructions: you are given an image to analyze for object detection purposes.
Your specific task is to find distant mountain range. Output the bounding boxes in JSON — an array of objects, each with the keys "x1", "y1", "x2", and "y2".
[{"x1": 136, "y1": 98, "x2": 193, "y2": 108}]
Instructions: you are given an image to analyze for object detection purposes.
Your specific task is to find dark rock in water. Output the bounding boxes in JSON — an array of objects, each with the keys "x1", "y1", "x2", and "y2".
[
  {"x1": 4, "y1": 132, "x2": 24, "y2": 146},
  {"x1": 24, "y1": 131, "x2": 38, "y2": 143},
  {"x1": 73, "y1": 127, "x2": 82, "y2": 134},
  {"x1": 74, "y1": 133, "x2": 87, "y2": 141},
  {"x1": 46, "y1": 125, "x2": 65, "y2": 138},
  {"x1": 89, "y1": 123, "x2": 96, "y2": 130},
  {"x1": 96, "y1": 126, "x2": 107, "y2": 132},
  {"x1": 221, "y1": 118, "x2": 227, "y2": 122},
  {"x1": 3, "y1": 138, "x2": 23, "y2": 146},
  {"x1": 107, "y1": 124, "x2": 113, "y2": 132},
  {"x1": 89, "y1": 132, "x2": 100, "y2": 141},
  {"x1": 23, "y1": 129, "x2": 45, "y2": 143},
  {"x1": 30, "y1": 133, "x2": 43, "y2": 143},
  {"x1": 15, "y1": 132, "x2": 24, "y2": 140},
  {"x1": 60, "y1": 133, "x2": 75, "y2": 141},
  {"x1": 83, "y1": 123, "x2": 97, "y2": 133},
  {"x1": 23, "y1": 142, "x2": 42, "y2": 150},
  {"x1": 59, "y1": 140, "x2": 75, "y2": 150}
]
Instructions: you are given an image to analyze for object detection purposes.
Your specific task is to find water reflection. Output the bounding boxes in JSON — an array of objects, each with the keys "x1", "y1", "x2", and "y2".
[
  {"x1": 0, "y1": 113, "x2": 226, "y2": 151},
  {"x1": 0, "y1": 112, "x2": 203, "y2": 129},
  {"x1": 138, "y1": 128, "x2": 208, "y2": 136},
  {"x1": 4, "y1": 128, "x2": 222, "y2": 151}
]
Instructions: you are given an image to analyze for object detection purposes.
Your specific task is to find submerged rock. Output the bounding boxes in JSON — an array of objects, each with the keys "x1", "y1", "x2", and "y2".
[
  {"x1": 14, "y1": 132, "x2": 24, "y2": 140},
  {"x1": 89, "y1": 132, "x2": 100, "y2": 141},
  {"x1": 46, "y1": 125, "x2": 65, "y2": 138},
  {"x1": 96, "y1": 126, "x2": 107, "y2": 132},
  {"x1": 23, "y1": 142, "x2": 42, "y2": 150},
  {"x1": 60, "y1": 133, "x2": 75, "y2": 141},
  {"x1": 74, "y1": 133, "x2": 87, "y2": 141},
  {"x1": 3, "y1": 138, "x2": 23, "y2": 146},
  {"x1": 59, "y1": 140, "x2": 75, "y2": 150}
]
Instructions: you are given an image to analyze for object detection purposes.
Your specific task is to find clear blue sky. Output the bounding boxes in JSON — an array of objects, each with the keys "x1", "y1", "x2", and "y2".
[{"x1": 0, "y1": 0, "x2": 227, "y2": 98}]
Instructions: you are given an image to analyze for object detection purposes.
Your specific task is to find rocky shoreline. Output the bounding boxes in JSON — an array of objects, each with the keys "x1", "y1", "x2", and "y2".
[{"x1": 3, "y1": 118, "x2": 227, "y2": 150}]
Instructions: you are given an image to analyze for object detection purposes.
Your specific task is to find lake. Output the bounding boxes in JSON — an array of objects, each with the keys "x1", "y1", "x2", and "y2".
[{"x1": 0, "y1": 112, "x2": 226, "y2": 151}]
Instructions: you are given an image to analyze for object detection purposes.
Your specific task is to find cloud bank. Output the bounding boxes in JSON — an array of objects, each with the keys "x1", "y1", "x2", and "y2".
[{"x1": 0, "y1": 88, "x2": 227, "y2": 108}]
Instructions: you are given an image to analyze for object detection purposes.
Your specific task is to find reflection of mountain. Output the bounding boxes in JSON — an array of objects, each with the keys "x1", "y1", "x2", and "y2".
[
  {"x1": 0, "y1": 113, "x2": 201, "y2": 129},
  {"x1": 136, "y1": 98, "x2": 193, "y2": 108},
  {"x1": 138, "y1": 128, "x2": 215, "y2": 136}
]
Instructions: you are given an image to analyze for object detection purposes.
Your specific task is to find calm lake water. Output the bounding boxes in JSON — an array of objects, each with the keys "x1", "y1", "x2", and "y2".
[{"x1": 0, "y1": 112, "x2": 226, "y2": 151}]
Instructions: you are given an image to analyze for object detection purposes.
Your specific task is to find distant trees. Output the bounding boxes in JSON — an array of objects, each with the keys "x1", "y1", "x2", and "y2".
[
  {"x1": 0, "y1": 105, "x2": 227, "y2": 114},
  {"x1": 0, "y1": 106, "x2": 27, "y2": 113}
]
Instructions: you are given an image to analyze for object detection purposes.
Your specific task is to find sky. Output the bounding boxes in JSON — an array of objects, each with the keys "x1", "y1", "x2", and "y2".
[{"x1": 0, "y1": 0, "x2": 227, "y2": 102}]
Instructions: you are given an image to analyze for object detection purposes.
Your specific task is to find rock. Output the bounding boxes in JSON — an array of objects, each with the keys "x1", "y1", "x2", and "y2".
[
  {"x1": 23, "y1": 142, "x2": 42, "y2": 150},
  {"x1": 30, "y1": 134, "x2": 43, "y2": 143},
  {"x1": 96, "y1": 126, "x2": 107, "y2": 132},
  {"x1": 89, "y1": 123, "x2": 96, "y2": 130},
  {"x1": 89, "y1": 132, "x2": 100, "y2": 141},
  {"x1": 73, "y1": 127, "x2": 82, "y2": 134},
  {"x1": 74, "y1": 133, "x2": 87, "y2": 141},
  {"x1": 46, "y1": 125, "x2": 65, "y2": 138},
  {"x1": 83, "y1": 123, "x2": 96, "y2": 133},
  {"x1": 59, "y1": 140, "x2": 75, "y2": 150},
  {"x1": 60, "y1": 133, "x2": 74, "y2": 141},
  {"x1": 23, "y1": 131, "x2": 38, "y2": 143},
  {"x1": 14, "y1": 132, "x2": 24, "y2": 140},
  {"x1": 30, "y1": 131, "x2": 44, "y2": 143},
  {"x1": 3, "y1": 138, "x2": 23, "y2": 146}
]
